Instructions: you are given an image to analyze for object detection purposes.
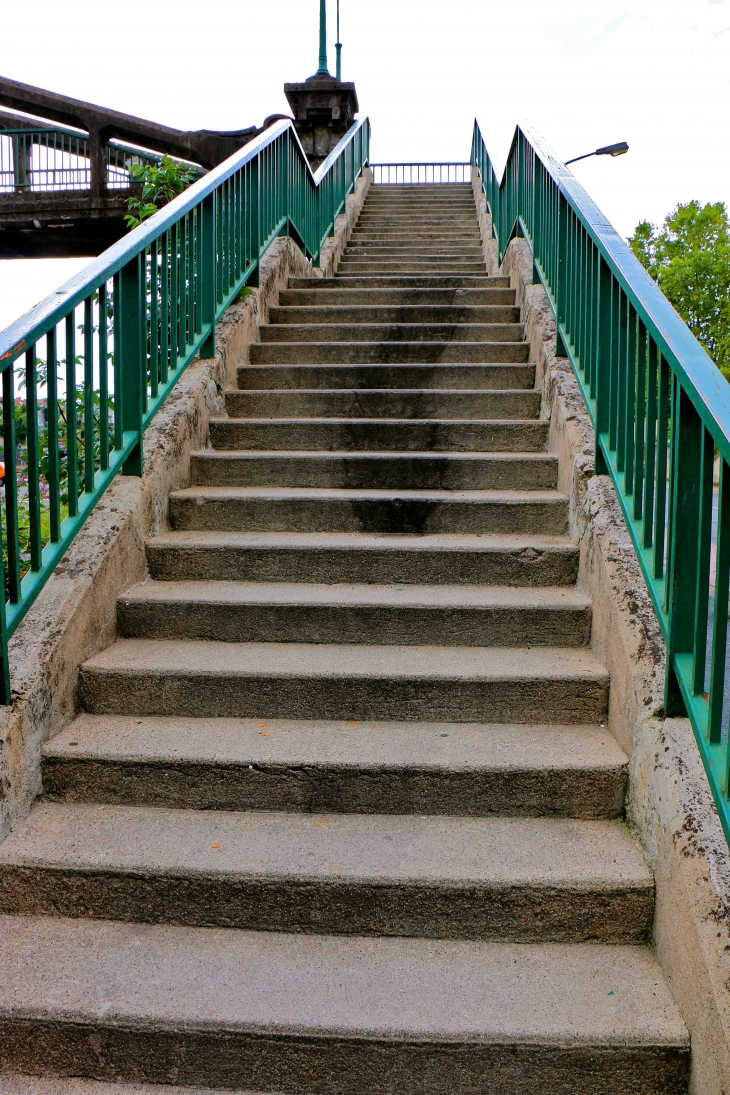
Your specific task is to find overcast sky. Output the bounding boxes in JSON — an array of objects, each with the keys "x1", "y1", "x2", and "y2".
[{"x1": 1, "y1": 0, "x2": 728, "y2": 333}]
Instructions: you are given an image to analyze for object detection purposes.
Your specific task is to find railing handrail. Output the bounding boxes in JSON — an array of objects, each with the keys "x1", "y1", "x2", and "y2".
[
  {"x1": 503, "y1": 121, "x2": 730, "y2": 463},
  {"x1": 0, "y1": 116, "x2": 369, "y2": 368},
  {"x1": 472, "y1": 116, "x2": 730, "y2": 845},
  {"x1": 0, "y1": 113, "x2": 370, "y2": 701}
]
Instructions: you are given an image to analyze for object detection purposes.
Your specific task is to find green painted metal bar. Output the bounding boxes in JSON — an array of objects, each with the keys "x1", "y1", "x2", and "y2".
[
  {"x1": 0, "y1": 115, "x2": 369, "y2": 704},
  {"x1": 472, "y1": 117, "x2": 730, "y2": 846}
]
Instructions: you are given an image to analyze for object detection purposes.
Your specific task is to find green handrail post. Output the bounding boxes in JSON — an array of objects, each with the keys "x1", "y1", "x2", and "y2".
[
  {"x1": 119, "y1": 256, "x2": 145, "y2": 476},
  {"x1": 199, "y1": 194, "x2": 217, "y2": 359}
]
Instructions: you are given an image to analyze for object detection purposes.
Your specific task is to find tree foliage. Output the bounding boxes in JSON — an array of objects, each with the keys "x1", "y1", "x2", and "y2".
[
  {"x1": 629, "y1": 201, "x2": 730, "y2": 380},
  {"x1": 125, "y1": 154, "x2": 197, "y2": 230}
]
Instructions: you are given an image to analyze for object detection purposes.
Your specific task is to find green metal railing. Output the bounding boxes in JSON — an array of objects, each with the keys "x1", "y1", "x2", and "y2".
[
  {"x1": 0, "y1": 116, "x2": 370, "y2": 701},
  {"x1": 472, "y1": 118, "x2": 730, "y2": 842}
]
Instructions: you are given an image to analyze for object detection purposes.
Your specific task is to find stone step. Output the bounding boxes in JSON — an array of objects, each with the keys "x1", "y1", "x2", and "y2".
[
  {"x1": 189, "y1": 451, "x2": 558, "y2": 491},
  {"x1": 337, "y1": 262, "x2": 487, "y2": 273},
  {"x1": 0, "y1": 916, "x2": 689, "y2": 1093},
  {"x1": 258, "y1": 323, "x2": 524, "y2": 344},
  {"x1": 0, "y1": 803, "x2": 651, "y2": 942},
  {"x1": 167, "y1": 486, "x2": 568, "y2": 535},
  {"x1": 117, "y1": 579, "x2": 587, "y2": 647},
  {"x1": 280, "y1": 288, "x2": 516, "y2": 305},
  {"x1": 344, "y1": 246, "x2": 485, "y2": 257},
  {"x1": 350, "y1": 230, "x2": 481, "y2": 239},
  {"x1": 42, "y1": 713, "x2": 626, "y2": 818},
  {"x1": 0, "y1": 1075, "x2": 251, "y2": 1095},
  {"x1": 288, "y1": 276, "x2": 507, "y2": 289},
  {"x1": 209, "y1": 418, "x2": 548, "y2": 452},
  {"x1": 145, "y1": 531, "x2": 580, "y2": 587},
  {"x1": 334, "y1": 275, "x2": 494, "y2": 286},
  {"x1": 268, "y1": 305, "x2": 521, "y2": 324},
  {"x1": 248, "y1": 342, "x2": 529, "y2": 365},
  {"x1": 223, "y1": 389, "x2": 541, "y2": 419},
  {"x1": 236, "y1": 363, "x2": 535, "y2": 390},
  {"x1": 79, "y1": 638, "x2": 607, "y2": 722}
]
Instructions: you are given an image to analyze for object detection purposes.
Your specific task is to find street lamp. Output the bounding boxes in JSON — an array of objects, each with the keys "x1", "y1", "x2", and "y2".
[{"x1": 565, "y1": 141, "x2": 629, "y2": 166}]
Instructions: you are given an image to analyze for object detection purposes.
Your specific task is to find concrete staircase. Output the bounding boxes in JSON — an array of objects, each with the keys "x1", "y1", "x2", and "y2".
[{"x1": 0, "y1": 184, "x2": 689, "y2": 1094}]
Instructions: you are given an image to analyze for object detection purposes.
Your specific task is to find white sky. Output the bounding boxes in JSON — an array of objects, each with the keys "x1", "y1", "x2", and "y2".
[{"x1": 1, "y1": 0, "x2": 729, "y2": 333}]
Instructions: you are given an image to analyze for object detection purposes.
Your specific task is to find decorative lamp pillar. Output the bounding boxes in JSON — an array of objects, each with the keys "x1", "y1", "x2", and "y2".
[{"x1": 284, "y1": 0, "x2": 359, "y2": 170}]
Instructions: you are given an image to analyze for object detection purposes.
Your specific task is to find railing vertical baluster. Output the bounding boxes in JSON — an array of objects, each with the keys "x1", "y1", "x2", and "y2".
[
  {"x1": 24, "y1": 348, "x2": 42, "y2": 573},
  {"x1": 624, "y1": 307, "x2": 637, "y2": 493},
  {"x1": 692, "y1": 426, "x2": 715, "y2": 695},
  {"x1": 46, "y1": 328, "x2": 62, "y2": 540},
  {"x1": 65, "y1": 314, "x2": 78, "y2": 517},
  {"x1": 643, "y1": 339, "x2": 658, "y2": 546},
  {"x1": 83, "y1": 298, "x2": 95, "y2": 492},
  {"x1": 150, "y1": 242, "x2": 159, "y2": 399},
  {"x1": 709, "y1": 457, "x2": 730, "y2": 743},
  {"x1": 666, "y1": 385, "x2": 703, "y2": 712},
  {"x1": 654, "y1": 355, "x2": 670, "y2": 580},
  {"x1": 199, "y1": 193, "x2": 216, "y2": 359},
  {"x1": 160, "y1": 234, "x2": 169, "y2": 385},
  {"x1": 119, "y1": 255, "x2": 144, "y2": 474},
  {"x1": 2, "y1": 366, "x2": 21, "y2": 603},
  {"x1": 98, "y1": 284, "x2": 109, "y2": 472}
]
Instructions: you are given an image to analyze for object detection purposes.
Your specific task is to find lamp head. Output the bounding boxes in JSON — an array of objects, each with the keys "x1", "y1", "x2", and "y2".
[{"x1": 596, "y1": 141, "x2": 629, "y2": 158}]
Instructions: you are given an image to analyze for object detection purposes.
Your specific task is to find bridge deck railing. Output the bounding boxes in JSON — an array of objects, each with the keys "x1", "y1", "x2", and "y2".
[
  {"x1": 0, "y1": 127, "x2": 193, "y2": 193},
  {"x1": 0, "y1": 116, "x2": 370, "y2": 700},
  {"x1": 472, "y1": 119, "x2": 730, "y2": 844}
]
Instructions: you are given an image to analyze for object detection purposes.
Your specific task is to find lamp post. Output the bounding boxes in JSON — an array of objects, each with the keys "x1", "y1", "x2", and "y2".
[
  {"x1": 565, "y1": 141, "x2": 629, "y2": 166},
  {"x1": 317, "y1": 0, "x2": 330, "y2": 76},
  {"x1": 336, "y1": 1, "x2": 342, "y2": 81}
]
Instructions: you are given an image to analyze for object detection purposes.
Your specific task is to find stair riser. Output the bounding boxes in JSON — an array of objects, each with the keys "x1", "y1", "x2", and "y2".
[
  {"x1": 289, "y1": 277, "x2": 512, "y2": 288},
  {"x1": 189, "y1": 455, "x2": 559, "y2": 491},
  {"x1": 0, "y1": 867, "x2": 651, "y2": 943},
  {"x1": 280, "y1": 290, "x2": 516, "y2": 305},
  {"x1": 343, "y1": 249, "x2": 485, "y2": 257},
  {"x1": 169, "y1": 496, "x2": 569, "y2": 535},
  {"x1": 236, "y1": 364, "x2": 534, "y2": 389},
  {"x1": 42, "y1": 757, "x2": 625, "y2": 819},
  {"x1": 146, "y1": 542, "x2": 580, "y2": 587},
  {"x1": 269, "y1": 307, "x2": 520, "y2": 323},
  {"x1": 338, "y1": 264, "x2": 487, "y2": 273},
  {"x1": 80, "y1": 669, "x2": 606, "y2": 723},
  {"x1": 224, "y1": 391, "x2": 541, "y2": 419},
  {"x1": 117, "y1": 599, "x2": 590, "y2": 647},
  {"x1": 258, "y1": 325, "x2": 524, "y2": 344},
  {"x1": 248, "y1": 343, "x2": 530, "y2": 364},
  {"x1": 289, "y1": 277, "x2": 506, "y2": 289},
  {"x1": 0, "y1": 1020, "x2": 688, "y2": 1095},
  {"x1": 209, "y1": 420, "x2": 548, "y2": 452}
]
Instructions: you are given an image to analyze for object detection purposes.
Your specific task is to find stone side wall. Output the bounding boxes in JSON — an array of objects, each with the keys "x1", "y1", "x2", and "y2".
[
  {"x1": 471, "y1": 167, "x2": 730, "y2": 1093},
  {"x1": 0, "y1": 169, "x2": 371, "y2": 841}
]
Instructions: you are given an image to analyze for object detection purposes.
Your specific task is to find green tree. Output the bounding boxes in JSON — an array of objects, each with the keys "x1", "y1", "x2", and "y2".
[
  {"x1": 629, "y1": 201, "x2": 730, "y2": 381},
  {"x1": 125, "y1": 154, "x2": 197, "y2": 230}
]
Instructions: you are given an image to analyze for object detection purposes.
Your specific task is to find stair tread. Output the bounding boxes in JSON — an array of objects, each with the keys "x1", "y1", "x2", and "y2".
[
  {"x1": 193, "y1": 450, "x2": 555, "y2": 462},
  {"x1": 43, "y1": 714, "x2": 624, "y2": 772},
  {"x1": 82, "y1": 638, "x2": 607, "y2": 682},
  {"x1": 0, "y1": 915, "x2": 688, "y2": 1046},
  {"x1": 170, "y1": 485, "x2": 566, "y2": 501},
  {"x1": 0, "y1": 802, "x2": 650, "y2": 889},
  {"x1": 120, "y1": 580, "x2": 589, "y2": 611},
  {"x1": 0, "y1": 1075, "x2": 249, "y2": 1095},
  {"x1": 148, "y1": 529, "x2": 576, "y2": 550}
]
